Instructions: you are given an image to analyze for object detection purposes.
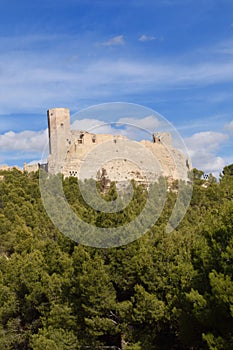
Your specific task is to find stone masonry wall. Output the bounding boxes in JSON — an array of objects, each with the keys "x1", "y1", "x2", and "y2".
[{"x1": 47, "y1": 108, "x2": 189, "y2": 184}]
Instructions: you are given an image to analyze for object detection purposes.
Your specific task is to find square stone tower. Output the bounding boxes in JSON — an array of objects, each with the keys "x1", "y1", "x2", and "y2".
[{"x1": 47, "y1": 108, "x2": 71, "y2": 173}]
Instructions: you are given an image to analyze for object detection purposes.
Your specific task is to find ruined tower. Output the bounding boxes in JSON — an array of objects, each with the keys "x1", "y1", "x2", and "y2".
[{"x1": 47, "y1": 108, "x2": 70, "y2": 173}]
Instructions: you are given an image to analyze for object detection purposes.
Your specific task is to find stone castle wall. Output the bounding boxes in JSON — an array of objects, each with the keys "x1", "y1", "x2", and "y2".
[{"x1": 46, "y1": 108, "x2": 190, "y2": 185}]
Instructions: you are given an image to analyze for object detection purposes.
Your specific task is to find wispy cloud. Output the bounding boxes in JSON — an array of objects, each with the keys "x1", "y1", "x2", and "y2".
[
  {"x1": 176, "y1": 113, "x2": 229, "y2": 134},
  {"x1": 210, "y1": 38, "x2": 233, "y2": 56},
  {"x1": 225, "y1": 120, "x2": 233, "y2": 133},
  {"x1": 0, "y1": 35, "x2": 233, "y2": 126},
  {"x1": 2, "y1": 55, "x2": 233, "y2": 115},
  {"x1": 100, "y1": 35, "x2": 125, "y2": 46},
  {"x1": 1, "y1": 34, "x2": 233, "y2": 117},
  {"x1": 138, "y1": 34, "x2": 156, "y2": 42}
]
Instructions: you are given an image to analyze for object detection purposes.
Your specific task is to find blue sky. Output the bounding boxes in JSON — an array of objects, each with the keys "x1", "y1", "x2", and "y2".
[{"x1": 0, "y1": 0, "x2": 233, "y2": 175}]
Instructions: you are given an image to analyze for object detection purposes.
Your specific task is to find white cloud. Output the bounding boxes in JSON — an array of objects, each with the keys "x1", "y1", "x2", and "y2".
[
  {"x1": 118, "y1": 115, "x2": 160, "y2": 132},
  {"x1": 100, "y1": 35, "x2": 125, "y2": 46},
  {"x1": 186, "y1": 131, "x2": 228, "y2": 149},
  {"x1": 72, "y1": 119, "x2": 115, "y2": 134},
  {"x1": 138, "y1": 34, "x2": 156, "y2": 42},
  {"x1": 72, "y1": 115, "x2": 160, "y2": 140},
  {"x1": 0, "y1": 129, "x2": 48, "y2": 152},
  {"x1": 185, "y1": 131, "x2": 228, "y2": 174}
]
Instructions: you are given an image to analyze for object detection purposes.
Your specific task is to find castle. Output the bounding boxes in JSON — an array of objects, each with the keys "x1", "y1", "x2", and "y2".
[{"x1": 38, "y1": 108, "x2": 190, "y2": 187}]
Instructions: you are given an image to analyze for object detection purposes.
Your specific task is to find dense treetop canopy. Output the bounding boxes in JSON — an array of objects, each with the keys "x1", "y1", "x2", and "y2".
[{"x1": 0, "y1": 167, "x2": 232, "y2": 349}]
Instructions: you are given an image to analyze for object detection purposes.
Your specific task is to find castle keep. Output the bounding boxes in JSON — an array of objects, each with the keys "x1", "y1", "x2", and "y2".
[{"x1": 45, "y1": 108, "x2": 190, "y2": 186}]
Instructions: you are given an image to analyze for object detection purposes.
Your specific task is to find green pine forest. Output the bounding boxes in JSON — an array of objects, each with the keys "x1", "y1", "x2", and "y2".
[{"x1": 0, "y1": 165, "x2": 233, "y2": 350}]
